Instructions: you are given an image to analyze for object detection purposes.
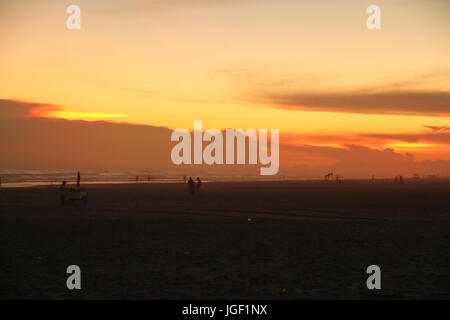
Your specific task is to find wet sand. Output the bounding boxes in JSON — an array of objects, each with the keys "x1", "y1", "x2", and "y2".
[{"x1": 0, "y1": 181, "x2": 449, "y2": 299}]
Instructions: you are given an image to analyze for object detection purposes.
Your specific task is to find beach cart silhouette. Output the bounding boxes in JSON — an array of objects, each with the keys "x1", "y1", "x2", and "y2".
[
  {"x1": 63, "y1": 187, "x2": 88, "y2": 206},
  {"x1": 60, "y1": 172, "x2": 88, "y2": 206}
]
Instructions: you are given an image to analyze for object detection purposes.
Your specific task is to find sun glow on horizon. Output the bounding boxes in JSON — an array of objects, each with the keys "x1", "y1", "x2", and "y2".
[
  {"x1": 30, "y1": 106, "x2": 131, "y2": 121},
  {"x1": 48, "y1": 110, "x2": 131, "y2": 120}
]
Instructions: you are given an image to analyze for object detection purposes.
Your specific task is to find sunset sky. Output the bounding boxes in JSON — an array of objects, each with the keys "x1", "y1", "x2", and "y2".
[{"x1": 0, "y1": 0, "x2": 449, "y2": 172}]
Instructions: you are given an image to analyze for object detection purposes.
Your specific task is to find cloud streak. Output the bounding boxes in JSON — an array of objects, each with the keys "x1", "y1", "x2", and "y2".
[
  {"x1": 423, "y1": 125, "x2": 450, "y2": 131},
  {"x1": 360, "y1": 124, "x2": 450, "y2": 145},
  {"x1": 360, "y1": 132, "x2": 450, "y2": 144},
  {"x1": 259, "y1": 91, "x2": 450, "y2": 117}
]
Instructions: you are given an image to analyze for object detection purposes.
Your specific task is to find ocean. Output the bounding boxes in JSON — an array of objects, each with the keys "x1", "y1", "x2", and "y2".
[
  {"x1": 0, "y1": 169, "x2": 281, "y2": 187},
  {"x1": 0, "y1": 169, "x2": 184, "y2": 188}
]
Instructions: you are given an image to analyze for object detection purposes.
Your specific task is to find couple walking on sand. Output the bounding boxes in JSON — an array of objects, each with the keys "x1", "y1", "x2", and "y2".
[{"x1": 187, "y1": 177, "x2": 202, "y2": 198}]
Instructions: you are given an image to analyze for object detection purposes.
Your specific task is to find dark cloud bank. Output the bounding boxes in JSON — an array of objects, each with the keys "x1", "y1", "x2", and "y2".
[
  {"x1": 1, "y1": 99, "x2": 450, "y2": 178},
  {"x1": 260, "y1": 91, "x2": 450, "y2": 116}
]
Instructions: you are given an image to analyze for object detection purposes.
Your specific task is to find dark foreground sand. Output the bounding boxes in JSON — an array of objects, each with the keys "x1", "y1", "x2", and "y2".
[{"x1": 0, "y1": 181, "x2": 449, "y2": 299}]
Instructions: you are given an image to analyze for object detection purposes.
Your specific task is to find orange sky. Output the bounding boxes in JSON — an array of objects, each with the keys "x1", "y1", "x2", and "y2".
[{"x1": 0, "y1": 0, "x2": 449, "y2": 164}]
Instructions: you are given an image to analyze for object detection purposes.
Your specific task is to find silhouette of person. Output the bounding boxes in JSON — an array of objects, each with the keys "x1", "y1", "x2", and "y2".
[
  {"x1": 187, "y1": 177, "x2": 195, "y2": 197},
  {"x1": 399, "y1": 175, "x2": 404, "y2": 184},
  {"x1": 196, "y1": 177, "x2": 202, "y2": 198},
  {"x1": 76, "y1": 171, "x2": 81, "y2": 187},
  {"x1": 60, "y1": 181, "x2": 67, "y2": 204},
  {"x1": 183, "y1": 176, "x2": 187, "y2": 183}
]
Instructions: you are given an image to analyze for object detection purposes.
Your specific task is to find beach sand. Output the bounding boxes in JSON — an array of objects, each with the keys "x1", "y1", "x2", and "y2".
[{"x1": 0, "y1": 181, "x2": 449, "y2": 299}]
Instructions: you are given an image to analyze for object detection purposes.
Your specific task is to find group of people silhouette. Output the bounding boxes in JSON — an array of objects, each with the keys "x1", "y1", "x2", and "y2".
[
  {"x1": 394, "y1": 175, "x2": 404, "y2": 184},
  {"x1": 184, "y1": 176, "x2": 202, "y2": 198}
]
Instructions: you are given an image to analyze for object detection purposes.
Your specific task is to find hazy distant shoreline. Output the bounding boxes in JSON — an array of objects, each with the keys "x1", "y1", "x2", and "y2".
[{"x1": 1, "y1": 174, "x2": 449, "y2": 188}]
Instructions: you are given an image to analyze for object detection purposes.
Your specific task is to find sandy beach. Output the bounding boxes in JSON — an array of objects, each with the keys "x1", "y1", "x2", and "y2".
[{"x1": 1, "y1": 181, "x2": 449, "y2": 299}]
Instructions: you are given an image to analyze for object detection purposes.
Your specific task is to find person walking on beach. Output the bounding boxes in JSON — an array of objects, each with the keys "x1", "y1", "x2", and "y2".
[
  {"x1": 196, "y1": 177, "x2": 202, "y2": 198},
  {"x1": 187, "y1": 177, "x2": 195, "y2": 198},
  {"x1": 60, "y1": 181, "x2": 67, "y2": 204},
  {"x1": 76, "y1": 171, "x2": 81, "y2": 187}
]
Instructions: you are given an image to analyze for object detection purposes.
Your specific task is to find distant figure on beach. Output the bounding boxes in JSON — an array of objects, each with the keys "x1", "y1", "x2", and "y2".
[
  {"x1": 399, "y1": 175, "x2": 404, "y2": 184},
  {"x1": 183, "y1": 176, "x2": 187, "y2": 183},
  {"x1": 187, "y1": 177, "x2": 195, "y2": 197},
  {"x1": 60, "y1": 181, "x2": 67, "y2": 204},
  {"x1": 196, "y1": 177, "x2": 202, "y2": 198},
  {"x1": 76, "y1": 171, "x2": 81, "y2": 187}
]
